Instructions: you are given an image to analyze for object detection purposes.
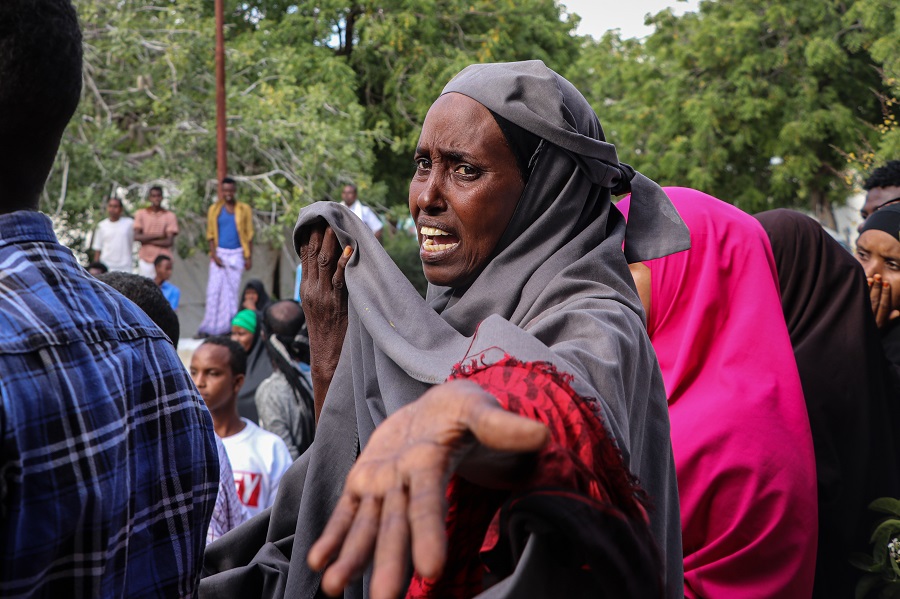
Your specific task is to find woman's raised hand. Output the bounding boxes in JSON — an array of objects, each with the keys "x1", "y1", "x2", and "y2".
[
  {"x1": 307, "y1": 379, "x2": 550, "y2": 599},
  {"x1": 868, "y1": 273, "x2": 900, "y2": 329},
  {"x1": 299, "y1": 223, "x2": 353, "y2": 420}
]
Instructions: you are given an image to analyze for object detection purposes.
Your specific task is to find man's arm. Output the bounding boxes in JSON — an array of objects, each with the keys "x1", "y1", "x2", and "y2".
[{"x1": 209, "y1": 238, "x2": 223, "y2": 267}]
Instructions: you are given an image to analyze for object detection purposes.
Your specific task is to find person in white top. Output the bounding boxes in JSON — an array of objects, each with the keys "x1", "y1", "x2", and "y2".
[
  {"x1": 190, "y1": 336, "x2": 292, "y2": 518},
  {"x1": 341, "y1": 184, "x2": 383, "y2": 241},
  {"x1": 91, "y1": 196, "x2": 134, "y2": 272}
]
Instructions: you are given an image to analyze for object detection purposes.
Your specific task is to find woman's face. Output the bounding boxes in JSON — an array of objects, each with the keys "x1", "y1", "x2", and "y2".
[
  {"x1": 409, "y1": 93, "x2": 524, "y2": 288},
  {"x1": 231, "y1": 325, "x2": 254, "y2": 353},
  {"x1": 243, "y1": 288, "x2": 259, "y2": 308},
  {"x1": 856, "y1": 229, "x2": 900, "y2": 310}
]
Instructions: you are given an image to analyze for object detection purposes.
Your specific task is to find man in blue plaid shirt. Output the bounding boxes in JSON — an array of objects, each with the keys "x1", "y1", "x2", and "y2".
[{"x1": 0, "y1": 1, "x2": 219, "y2": 596}]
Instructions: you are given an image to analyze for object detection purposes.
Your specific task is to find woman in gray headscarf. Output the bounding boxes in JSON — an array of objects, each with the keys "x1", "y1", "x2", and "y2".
[{"x1": 202, "y1": 60, "x2": 688, "y2": 599}]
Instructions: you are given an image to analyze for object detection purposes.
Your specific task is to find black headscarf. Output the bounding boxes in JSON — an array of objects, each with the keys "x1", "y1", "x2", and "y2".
[
  {"x1": 756, "y1": 209, "x2": 900, "y2": 598},
  {"x1": 242, "y1": 279, "x2": 271, "y2": 313}
]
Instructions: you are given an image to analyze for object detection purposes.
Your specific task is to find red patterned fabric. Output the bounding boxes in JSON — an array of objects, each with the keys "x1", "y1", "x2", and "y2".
[{"x1": 405, "y1": 355, "x2": 647, "y2": 599}]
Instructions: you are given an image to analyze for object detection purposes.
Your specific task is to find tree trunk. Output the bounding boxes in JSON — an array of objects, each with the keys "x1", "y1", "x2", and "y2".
[{"x1": 811, "y1": 188, "x2": 836, "y2": 230}]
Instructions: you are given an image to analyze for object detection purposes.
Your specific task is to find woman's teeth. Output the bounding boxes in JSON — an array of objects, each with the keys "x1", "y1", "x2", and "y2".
[
  {"x1": 420, "y1": 226, "x2": 459, "y2": 252},
  {"x1": 420, "y1": 226, "x2": 450, "y2": 236},
  {"x1": 422, "y1": 238, "x2": 458, "y2": 252}
]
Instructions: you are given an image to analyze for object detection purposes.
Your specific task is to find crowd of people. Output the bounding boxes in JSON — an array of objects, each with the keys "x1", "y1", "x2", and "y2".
[{"x1": 5, "y1": 2, "x2": 900, "y2": 598}]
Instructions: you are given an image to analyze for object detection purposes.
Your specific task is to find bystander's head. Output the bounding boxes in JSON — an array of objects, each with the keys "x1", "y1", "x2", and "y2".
[
  {"x1": 341, "y1": 184, "x2": 358, "y2": 207},
  {"x1": 221, "y1": 177, "x2": 237, "y2": 204},
  {"x1": 154, "y1": 254, "x2": 173, "y2": 282},
  {"x1": 0, "y1": 0, "x2": 82, "y2": 214},
  {"x1": 190, "y1": 336, "x2": 246, "y2": 416},
  {"x1": 98, "y1": 271, "x2": 180, "y2": 345},
  {"x1": 106, "y1": 196, "x2": 124, "y2": 221},
  {"x1": 147, "y1": 185, "x2": 163, "y2": 210},
  {"x1": 88, "y1": 261, "x2": 108, "y2": 277},
  {"x1": 860, "y1": 161, "x2": 900, "y2": 229},
  {"x1": 856, "y1": 205, "x2": 900, "y2": 323}
]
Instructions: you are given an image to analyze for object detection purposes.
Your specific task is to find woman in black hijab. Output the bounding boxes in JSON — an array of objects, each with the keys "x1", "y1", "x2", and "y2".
[
  {"x1": 756, "y1": 209, "x2": 900, "y2": 598},
  {"x1": 241, "y1": 278, "x2": 271, "y2": 313}
]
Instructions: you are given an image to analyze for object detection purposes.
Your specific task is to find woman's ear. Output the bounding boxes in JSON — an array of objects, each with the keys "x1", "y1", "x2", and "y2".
[{"x1": 628, "y1": 262, "x2": 652, "y2": 325}]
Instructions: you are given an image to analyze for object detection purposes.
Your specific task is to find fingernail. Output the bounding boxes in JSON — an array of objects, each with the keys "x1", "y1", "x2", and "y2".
[
  {"x1": 884, "y1": 282, "x2": 890, "y2": 289},
  {"x1": 343, "y1": 245, "x2": 352, "y2": 257}
]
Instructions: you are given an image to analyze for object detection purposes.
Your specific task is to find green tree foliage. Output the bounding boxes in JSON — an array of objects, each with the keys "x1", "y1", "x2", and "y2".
[
  {"x1": 568, "y1": 0, "x2": 899, "y2": 222},
  {"x1": 48, "y1": 0, "x2": 900, "y2": 255},
  {"x1": 52, "y1": 0, "x2": 382, "y2": 254}
]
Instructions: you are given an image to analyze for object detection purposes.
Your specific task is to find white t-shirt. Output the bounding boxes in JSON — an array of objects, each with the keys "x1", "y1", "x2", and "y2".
[
  {"x1": 91, "y1": 217, "x2": 134, "y2": 272},
  {"x1": 346, "y1": 200, "x2": 383, "y2": 234},
  {"x1": 221, "y1": 418, "x2": 292, "y2": 517}
]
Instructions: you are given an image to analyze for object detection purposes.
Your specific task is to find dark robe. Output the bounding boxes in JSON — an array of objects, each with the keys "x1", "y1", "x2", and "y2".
[{"x1": 756, "y1": 209, "x2": 900, "y2": 598}]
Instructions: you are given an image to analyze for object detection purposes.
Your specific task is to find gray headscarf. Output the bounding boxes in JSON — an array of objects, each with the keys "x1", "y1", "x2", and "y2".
[{"x1": 202, "y1": 60, "x2": 687, "y2": 598}]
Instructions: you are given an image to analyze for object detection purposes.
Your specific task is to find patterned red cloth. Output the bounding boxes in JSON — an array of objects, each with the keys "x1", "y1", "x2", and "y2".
[{"x1": 406, "y1": 355, "x2": 647, "y2": 599}]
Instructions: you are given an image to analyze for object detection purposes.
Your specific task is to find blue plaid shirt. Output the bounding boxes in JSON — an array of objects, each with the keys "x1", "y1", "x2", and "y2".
[{"x1": 0, "y1": 211, "x2": 219, "y2": 597}]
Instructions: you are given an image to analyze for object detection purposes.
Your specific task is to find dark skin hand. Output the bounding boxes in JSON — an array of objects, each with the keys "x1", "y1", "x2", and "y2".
[
  {"x1": 307, "y1": 380, "x2": 550, "y2": 599},
  {"x1": 298, "y1": 223, "x2": 352, "y2": 421},
  {"x1": 867, "y1": 273, "x2": 900, "y2": 328}
]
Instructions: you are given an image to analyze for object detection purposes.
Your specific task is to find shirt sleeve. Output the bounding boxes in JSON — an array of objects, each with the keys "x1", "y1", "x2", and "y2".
[
  {"x1": 406, "y1": 356, "x2": 650, "y2": 599},
  {"x1": 362, "y1": 206, "x2": 383, "y2": 233},
  {"x1": 170, "y1": 287, "x2": 180, "y2": 311},
  {"x1": 267, "y1": 437, "x2": 293, "y2": 506},
  {"x1": 166, "y1": 212, "x2": 179, "y2": 235},
  {"x1": 256, "y1": 378, "x2": 297, "y2": 460},
  {"x1": 91, "y1": 224, "x2": 104, "y2": 251}
]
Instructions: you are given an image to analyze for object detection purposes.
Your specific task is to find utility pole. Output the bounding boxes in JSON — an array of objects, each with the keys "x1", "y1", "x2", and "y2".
[{"x1": 215, "y1": 0, "x2": 227, "y2": 199}]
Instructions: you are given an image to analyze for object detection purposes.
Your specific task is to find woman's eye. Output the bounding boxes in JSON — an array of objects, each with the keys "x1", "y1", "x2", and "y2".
[
  {"x1": 454, "y1": 164, "x2": 477, "y2": 176},
  {"x1": 887, "y1": 261, "x2": 900, "y2": 271},
  {"x1": 857, "y1": 251, "x2": 868, "y2": 261}
]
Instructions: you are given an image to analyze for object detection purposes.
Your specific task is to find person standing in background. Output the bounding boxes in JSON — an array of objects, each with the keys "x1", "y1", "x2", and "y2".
[
  {"x1": 197, "y1": 177, "x2": 254, "y2": 337},
  {"x1": 90, "y1": 196, "x2": 133, "y2": 272},
  {"x1": 341, "y1": 184, "x2": 382, "y2": 241},
  {"x1": 133, "y1": 185, "x2": 178, "y2": 278},
  {"x1": 154, "y1": 254, "x2": 181, "y2": 311}
]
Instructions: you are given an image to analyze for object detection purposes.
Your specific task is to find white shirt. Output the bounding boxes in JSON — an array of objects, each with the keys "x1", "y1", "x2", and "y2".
[
  {"x1": 221, "y1": 418, "x2": 292, "y2": 517},
  {"x1": 91, "y1": 217, "x2": 134, "y2": 272},
  {"x1": 346, "y1": 200, "x2": 383, "y2": 234}
]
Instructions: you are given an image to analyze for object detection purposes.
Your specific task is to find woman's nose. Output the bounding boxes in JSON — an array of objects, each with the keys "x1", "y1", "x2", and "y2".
[{"x1": 416, "y1": 174, "x2": 446, "y2": 214}]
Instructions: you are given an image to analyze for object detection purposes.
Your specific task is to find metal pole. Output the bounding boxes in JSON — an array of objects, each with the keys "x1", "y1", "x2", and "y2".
[{"x1": 215, "y1": 0, "x2": 227, "y2": 198}]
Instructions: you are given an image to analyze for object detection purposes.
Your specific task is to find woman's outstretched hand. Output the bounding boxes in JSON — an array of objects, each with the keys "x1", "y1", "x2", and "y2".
[
  {"x1": 299, "y1": 223, "x2": 352, "y2": 421},
  {"x1": 307, "y1": 379, "x2": 550, "y2": 599},
  {"x1": 868, "y1": 273, "x2": 900, "y2": 329}
]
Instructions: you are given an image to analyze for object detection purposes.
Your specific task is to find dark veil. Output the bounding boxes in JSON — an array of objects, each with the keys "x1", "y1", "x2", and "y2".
[{"x1": 756, "y1": 209, "x2": 900, "y2": 597}]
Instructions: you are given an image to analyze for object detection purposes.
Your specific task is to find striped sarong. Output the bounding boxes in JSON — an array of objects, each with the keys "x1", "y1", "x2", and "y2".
[{"x1": 197, "y1": 247, "x2": 245, "y2": 336}]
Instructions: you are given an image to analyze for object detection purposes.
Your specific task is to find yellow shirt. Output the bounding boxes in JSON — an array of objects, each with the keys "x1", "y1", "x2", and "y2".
[{"x1": 206, "y1": 201, "x2": 254, "y2": 259}]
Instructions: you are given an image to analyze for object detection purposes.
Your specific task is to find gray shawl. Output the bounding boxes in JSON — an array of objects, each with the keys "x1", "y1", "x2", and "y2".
[{"x1": 202, "y1": 60, "x2": 688, "y2": 598}]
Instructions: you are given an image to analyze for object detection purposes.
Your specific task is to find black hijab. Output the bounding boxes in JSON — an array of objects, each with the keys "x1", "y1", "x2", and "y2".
[
  {"x1": 756, "y1": 209, "x2": 900, "y2": 598},
  {"x1": 860, "y1": 204, "x2": 900, "y2": 389}
]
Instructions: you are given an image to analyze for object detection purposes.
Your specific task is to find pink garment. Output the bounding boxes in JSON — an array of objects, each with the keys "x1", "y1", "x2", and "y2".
[{"x1": 618, "y1": 188, "x2": 817, "y2": 599}]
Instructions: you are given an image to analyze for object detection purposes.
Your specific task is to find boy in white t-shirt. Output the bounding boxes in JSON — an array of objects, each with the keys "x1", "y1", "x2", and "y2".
[
  {"x1": 91, "y1": 196, "x2": 134, "y2": 272},
  {"x1": 190, "y1": 336, "x2": 292, "y2": 517}
]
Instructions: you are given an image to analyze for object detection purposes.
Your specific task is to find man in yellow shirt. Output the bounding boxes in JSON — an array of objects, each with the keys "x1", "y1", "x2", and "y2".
[{"x1": 197, "y1": 177, "x2": 254, "y2": 336}]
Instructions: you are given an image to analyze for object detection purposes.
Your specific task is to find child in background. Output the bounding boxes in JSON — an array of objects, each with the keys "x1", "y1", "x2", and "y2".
[
  {"x1": 154, "y1": 254, "x2": 180, "y2": 311},
  {"x1": 190, "y1": 336, "x2": 292, "y2": 517}
]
